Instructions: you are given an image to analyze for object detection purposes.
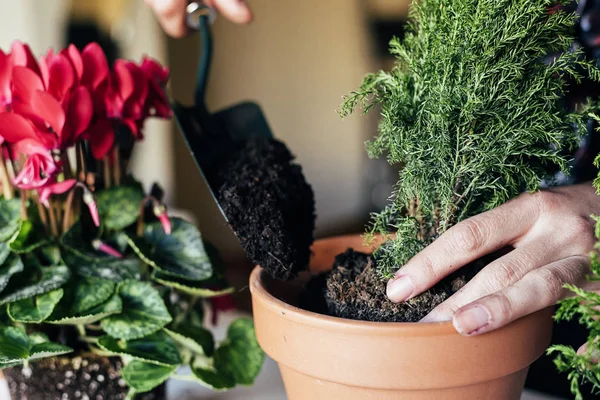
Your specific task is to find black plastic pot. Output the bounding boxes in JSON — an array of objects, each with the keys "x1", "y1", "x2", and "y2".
[{"x1": 3, "y1": 354, "x2": 165, "y2": 400}]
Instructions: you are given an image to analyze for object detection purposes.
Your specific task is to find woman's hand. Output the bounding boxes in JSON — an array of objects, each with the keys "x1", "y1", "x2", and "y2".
[
  {"x1": 145, "y1": 0, "x2": 253, "y2": 37},
  {"x1": 386, "y1": 183, "x2": 600, "y2": 336}
]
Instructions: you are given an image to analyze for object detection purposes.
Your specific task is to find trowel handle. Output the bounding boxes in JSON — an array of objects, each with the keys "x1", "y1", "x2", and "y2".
[{"x1": 186, "y1": 1, "x2": 216, "y2": 109}]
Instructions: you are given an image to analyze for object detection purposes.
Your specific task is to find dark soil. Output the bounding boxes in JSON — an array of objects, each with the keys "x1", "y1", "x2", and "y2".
[
  {"x1": 214, "y1": 137, "x2": 315, "y2": 280},
  {"x1": 3, "y1": 355, "x2": 165, "y2": 400},
  {"x1": 304, "y1": 249, "x2": 484, "y2": 322}
]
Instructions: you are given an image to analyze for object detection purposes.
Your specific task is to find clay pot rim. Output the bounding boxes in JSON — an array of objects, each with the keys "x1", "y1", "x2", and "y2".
[{"x1": 251, "y1": 265, "x2": 459, "y2": 337}]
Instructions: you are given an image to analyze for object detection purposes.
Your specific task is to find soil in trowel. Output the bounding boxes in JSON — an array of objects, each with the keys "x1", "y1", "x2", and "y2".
[{"x1": 214, "y1": 137, "x2": 316, "y2": 280}]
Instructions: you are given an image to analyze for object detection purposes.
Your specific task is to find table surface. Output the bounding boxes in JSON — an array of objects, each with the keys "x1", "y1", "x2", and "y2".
[{"x1": 0, "y1": 310, "x2": 566, "y2": 400}]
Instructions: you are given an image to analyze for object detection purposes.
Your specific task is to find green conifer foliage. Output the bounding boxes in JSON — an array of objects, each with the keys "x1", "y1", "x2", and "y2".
[{"x1": 341, "y1": 0, "x2": 600, "y2": 277}]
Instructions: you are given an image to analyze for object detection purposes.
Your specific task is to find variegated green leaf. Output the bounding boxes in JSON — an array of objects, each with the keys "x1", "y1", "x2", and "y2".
[
  {"x1": 0, "y1": 254, "x2": 24, "y2": 293},
  {"x1": 98, "y1": 331, "x2": 182, "y2": 366},
  {"x1": 37, "y1": 245, "x2": 62, "y2": 266},
  {"x1": 0, "y1": 198, "x2": 21, "y2": 242},
  {"x1": 191, "y1": 356, "x2": 235, "y2": 390},
  {"x1": 0, "y1": 242, "x2": 11, "y2": 266},
  {"x1": 46, "y1": 293, "x2": 122, "y2": 325},
  {"x1": 165, "y1": 324, "x2": 214, "y2": 357},
  {"x1": 7, "y1": 289, "x2": 64, "y2": 323},
  {"x1": 72, "y1": 278, "x2": 115, "y2": 314},
  {"x1": 101, "y1": 281, "x2": 172, "y2": 340},
  {"x1": 127, "y1": 218, "x2": 213, "y2": 281},
  {"x1": 0, "y1": 327, "x2": 29, "y2": 362},
  {"x1": 65, "y1": 252, "x2": 140, "y2": 282},
  {"x1": 151, "y1": 271, "x2": 233, "y2": 298},
  {"x1": 121, "y1": 361, "x2": 176, "y2": 393},
  {"x1": 9, "y1": 220, "x2": 50, "y2": 253},
  {"x1": 214, "y1": 318, "x2": 264, "y2": 385},
  {"x1": 0, "y1": 327, "x2": 72, "y2": 368},
  {"x1": 96, "y1": 183, "x2": 145, "y2": 230},
  {"x1": 0, "y1": 265, "x2": 70, "y2": 305}
]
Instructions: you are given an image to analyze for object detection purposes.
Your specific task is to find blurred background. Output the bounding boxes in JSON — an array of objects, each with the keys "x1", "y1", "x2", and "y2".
[{"x1": 0, "y1": 0, "x2": 411, "y2": 260}]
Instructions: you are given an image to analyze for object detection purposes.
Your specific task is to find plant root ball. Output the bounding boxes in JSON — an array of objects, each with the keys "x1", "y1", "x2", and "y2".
[
  {"x1": 321, "y1": 249, "x2": 480, "y2": 322},
  {"x1": 215, "y1": 137, "x2": 316, "y2": 280}
]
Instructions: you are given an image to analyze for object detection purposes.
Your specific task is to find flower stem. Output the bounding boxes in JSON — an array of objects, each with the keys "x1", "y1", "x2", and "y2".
[
  {"x1": 19, "y1": 192, "x2": 27, "y2": 220},
  {"x1": 103, "y1": 157, "x2": 111, "y2": 188},
  {"x1": 61, "y1": 150, "x2": 72, "y2": 179},
  {"x1": 36, "y1": 199, "x2": 49, "y2": 233},
  {"x1": 47, "y1": 199, "x2": 59, "y2": 237},
  {"x1": 0, "y1": 150, "x2": 13, "y2": 199},
  {"x1": 76, "y1": 324, "x2": 86, "y2": 337},
  {"x1": 113, "y1": 147, "x2": 121, "y2": 186},
  {"x1": 76, "y1": 142, "x2": 85, "y2": 181}
]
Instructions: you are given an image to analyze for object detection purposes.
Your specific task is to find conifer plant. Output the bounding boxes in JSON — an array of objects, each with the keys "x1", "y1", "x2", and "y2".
[{"x1": 321, "y1": 0, "x2": 600, "y2": 322}]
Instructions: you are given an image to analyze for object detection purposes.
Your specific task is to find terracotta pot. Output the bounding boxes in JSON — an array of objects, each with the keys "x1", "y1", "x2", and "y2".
[
  {"x1": 250, "y1": 234, "x2": 553, "y2": 400},
  {"x1": 2, "y1": 354, "x2": 165, "y2": 400}
]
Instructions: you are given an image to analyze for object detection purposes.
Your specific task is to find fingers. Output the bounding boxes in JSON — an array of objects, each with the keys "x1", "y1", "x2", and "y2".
[
  {"x1": 421, "y1": 239, "x2": 560, "y2": 321},
  {"x1": 205, "y1": 0, "x2": 253, "y2": 24},
  {"x1": 451, "y1": 255, "x2": 588, "y2": 336},
  {"x1": 146, "y1": 0, "x2": 189, "y2": 38},
  {"x1": 146, "y1": 0, "x2": 253, "y2": 38},
  {"x1": 386, "y1": 196, "x2": 540, "y2": 303}
]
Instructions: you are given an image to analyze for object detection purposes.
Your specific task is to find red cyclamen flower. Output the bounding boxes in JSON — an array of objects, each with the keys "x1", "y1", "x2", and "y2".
[
  {"x1": 38, "y1": 179, "x2": 77, "y2": 207},
  {"x1": 12, "y1": 139, "x2": 57, "y2": 190}
]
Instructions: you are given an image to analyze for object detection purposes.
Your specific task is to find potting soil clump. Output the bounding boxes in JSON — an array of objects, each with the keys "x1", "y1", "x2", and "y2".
[
  {"x1": 304, "y1": 249, "x2": 484, "y2": 322},
  {"x1": 215, "y1": 137, "x2": 315, "y2": 280}
]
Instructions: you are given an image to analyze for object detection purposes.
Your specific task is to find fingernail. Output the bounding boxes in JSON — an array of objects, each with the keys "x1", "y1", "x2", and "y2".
[
  {"x1": 386, "y1": 275, "x2": 415, "y2": 303},
  {"x1": 453, "y1": 305, "x2": 491, "y2": 336},
  {"x1": 420, "y1": 311, "x2": 449, "y2": 323}
]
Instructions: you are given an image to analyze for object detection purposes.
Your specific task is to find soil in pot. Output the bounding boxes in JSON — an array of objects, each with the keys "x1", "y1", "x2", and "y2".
[
  {"x1": 302, "y1": 248, "x2": 490, "y2": 322},
  {"x1": 3, "y1": 354, "x2": 165, "y2": 400},
  {"x1": 212, "y1": 137, "x2": 316, "y2": 281}
]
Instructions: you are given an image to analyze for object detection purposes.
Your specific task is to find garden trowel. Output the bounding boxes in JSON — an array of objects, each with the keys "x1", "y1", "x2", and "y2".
[{"x1": 166, "y1": 1, "x2": 274, "y2": 222}]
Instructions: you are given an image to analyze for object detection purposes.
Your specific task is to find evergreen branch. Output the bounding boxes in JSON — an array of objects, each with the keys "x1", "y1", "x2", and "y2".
[{"x1": 342, "y1": 0, "x2": 600, "y2": 273}]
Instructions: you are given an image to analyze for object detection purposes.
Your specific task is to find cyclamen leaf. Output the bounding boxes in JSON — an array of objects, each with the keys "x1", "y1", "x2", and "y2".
[
  {"x1": 0, "y1": 265, "x2": 70, "y2": 305},
  {"x1": 101, "y1": 281, "x2": 172, "y2": 340},
  {"x1": 165, "y1": 324, "x2": 214, "y2": 357},
  {"x1": 72, "y1": 278, "x2": 115, "y2": 314},
  {"x1": 8, "y1": 289, "x2": 64, "y2": 323},
  {"x1": 121, "y1": 361, "x2": 176, "y2": 393},
  {"x1": 0, "y1": 254, "x2": 24, "y2": 293},
  {"x1": 0, "y1": 327, "x2": 72, "y2": 367},
  {"x1": 0, "y1": 198, "x2": 22, "y2": 242},
  {"x1": 191, "y1": 362, "x2": 236, "y2": 391},
  {"x1": 0, "y1": 327, "x2": 29, "y2": 362},
  {"x1": 37, "y1": 245, "x2": 62, "y2": 266},
  {"x1": 65, "y1": 252, "x2": 141, "y2": 282},
  {"x1": 0, "y1": 242, "x2": 11, "y2": 266},
  {"x1": 28, "y1": 342, "x2": 73, "y2": 361},
  {"x1": 126, "y1": 218, "x2": 213, "y2": 281},
  {"x1": 98, "y1": 331, "x2": 182, "y2": 366},
  {"x1": 214, "y1": 318, "x2": 264, "y2": 385},
  {"x1": 46, "y1": 293, "x2": 122, "y2": 325},
  {"x1": 151, "y1": 271, "x2": 233, "y2": 298},
  {"x1": 9, "y1": 220, "x2": 49, "y2": 253},
  {"x1": 96, "y1": 182, "x2": 145, "y2": 230}
]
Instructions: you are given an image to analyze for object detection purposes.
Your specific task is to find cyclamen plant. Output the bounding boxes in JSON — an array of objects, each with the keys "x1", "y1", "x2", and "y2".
[{"x1": 0, "y1": 41, "x2": 263, "y2": 398}]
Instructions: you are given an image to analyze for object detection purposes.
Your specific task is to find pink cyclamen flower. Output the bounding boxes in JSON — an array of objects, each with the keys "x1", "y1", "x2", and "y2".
[
  {"x1": 92, "y1": 239, "x2": 123, "y2": 259},
  {"x1": 82, "y1": 186, "x2": 100, "y2": 227},
  {"x1": 140, "y1": 57, "x2": 172, "y2": 119},
  {"x1": 38, "y1": 179, "x2": 77, "y2": 207},
  {"x1": 12, "y1": 139, "x2": 57, "y2": 190},
  {"x1": 152, "y1": 204, "x2": 172, "y2": 235}
]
